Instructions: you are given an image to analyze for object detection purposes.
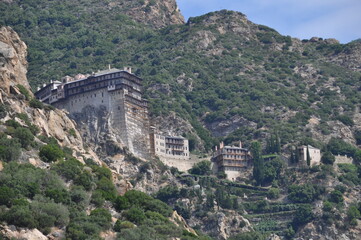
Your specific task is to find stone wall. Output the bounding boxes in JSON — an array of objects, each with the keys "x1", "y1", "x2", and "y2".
[{"x1": 54, "y1": 87, "x2": 150, "y2": 159}]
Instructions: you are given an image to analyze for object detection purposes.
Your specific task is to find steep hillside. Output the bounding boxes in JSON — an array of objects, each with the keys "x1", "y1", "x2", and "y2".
[
  {"x1": 1, "y1": 1, "x2": 361, "y2": 151},
  {"x1": 0, "y1": 26, "x2": 209, "y2": 240}
]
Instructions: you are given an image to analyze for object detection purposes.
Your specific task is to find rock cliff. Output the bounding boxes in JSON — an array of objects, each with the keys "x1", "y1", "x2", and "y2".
[
  {"x1": 0, "y1": 26, "x2": 98, "y2": 164},
  {"x1": 0, "y1": 26, "x2": 29, "y2": 94}
]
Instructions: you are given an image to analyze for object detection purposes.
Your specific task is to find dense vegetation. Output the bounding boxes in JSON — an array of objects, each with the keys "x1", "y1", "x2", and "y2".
[
  {"x1": 1, "y1": 0, "x2": 361, "y2": 150},
  {"x1": 1, "y1": 0, "x2": 361, "y2": 239},
  {"x1": 0, "y1": 89, "x2": 209, "y2": 239}
]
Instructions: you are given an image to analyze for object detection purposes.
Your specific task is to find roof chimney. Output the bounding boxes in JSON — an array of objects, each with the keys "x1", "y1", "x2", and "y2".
[
  {"x1": 124, "y1": 66, "x2": 132, "y2": 73},
  {"x1": 220, "y1": 141, "x2": 224, "y2": 149},
  {"x1": 239, "y1": 141, "x2": 242, "y2": 148},
  {"x1": 215, "y1": 145, "x2": 218, "y2": 151}
]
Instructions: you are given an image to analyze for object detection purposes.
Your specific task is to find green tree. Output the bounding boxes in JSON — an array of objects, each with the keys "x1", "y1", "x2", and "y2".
[
  {"x1": 321, "y1": 151, "x2": 335, "y2": 165},
  {"x1": 251, "y1": 141, "x2": 264, "y2": 185},
  {"x1": 293, "y1": 204, "x2": 313, "y2": 229},
  {"x1": 265, "y1": 133, "x2": 280, "y2": 154},
  {"x1": 188, "y1": 160, "x2": 211, "y2": 175}
]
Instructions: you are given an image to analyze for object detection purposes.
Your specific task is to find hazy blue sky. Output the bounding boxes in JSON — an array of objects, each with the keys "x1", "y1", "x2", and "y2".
[{"x1": 177, "y1": 0, "x2": 361, "y2": 43}]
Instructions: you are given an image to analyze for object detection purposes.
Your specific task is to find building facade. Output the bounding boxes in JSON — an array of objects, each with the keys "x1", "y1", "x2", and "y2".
[
  {"x1": 153, "y1": 134, "x2": 190, "y2": 160},
  {"x1": 298, "y1": 145, "x2": 321, "y2": 166},
  {"x1": 35, "y1": 68, "x2": 150, "y2": 159},
  {"x1": 212, "y1": 141, "x2": 251, "y2": 181}
]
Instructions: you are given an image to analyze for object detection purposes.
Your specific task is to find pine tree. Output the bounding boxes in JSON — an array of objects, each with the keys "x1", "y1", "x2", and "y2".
[{"x1": 295, "y1": 147, "x2": 300, "y2": 164}]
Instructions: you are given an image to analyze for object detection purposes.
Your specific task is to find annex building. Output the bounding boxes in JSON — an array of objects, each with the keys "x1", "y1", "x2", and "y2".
[
  {"x1": 152, "y1": 133, "x2": 190, "y2": 160},
  {"x1": 212, "y1": 141, "x2": 252, "y2": 181},
  {"x1": 298, "y1": 145, "x2": 321, "y2": 166}
]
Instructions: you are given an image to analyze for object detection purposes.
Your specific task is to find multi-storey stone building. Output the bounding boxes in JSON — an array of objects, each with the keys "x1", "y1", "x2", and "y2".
[
  {"x1": 35, "y1": 68, "x2": 150, "y2": 159},
  {"x1": 212, "y1": 141, "x2": 251, "y2": 181},
  {"x1": 153, "y1": 133, "x2": 190, "y2": 160}
]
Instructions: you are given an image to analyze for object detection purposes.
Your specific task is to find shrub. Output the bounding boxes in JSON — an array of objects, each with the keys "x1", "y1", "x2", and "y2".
[
  {"x1": 31, "y1": 196, "x2": 70, "y2": 228},
  {"x1": 90, "y1": 190, "x2": 105, "y2": 207},
  {"x1": 13, "y1": 127, "x2": 34, "y2": 148},
  {"x1": 39, "y1": 144, "x2": 64, "y2": 162},
  {"x1": 336, "y1": 115, "x2": 354, "y2": 126},
  {"x1": 44, "y1": 188, "x2": 70, "y2": 204},
  {"x1": 66, "y1": 217, "x2": 102, "y2": 240},
  {"x1": 114, "y1": 195, "x2": 130, "y2": 211},
  {"x1": 288, "y1": 184, "x2": 324, "y2": 203},
  {"x1": 143, "y1": 199, "x2": 173, "y2": 217},
  {"x1": 52, "y1": 158, "x2": 83, "y2": 181},
  {"x1": 74, "y1": 171, "x2": 94, "y2": 191},
  {"x1": 293, "y1": 204, "x2": 313, "y2": 229},
  {"x1": 29, "y1": 98, "x2": 44, "y2": 109},
  {"x1": 124, "y1": 207, "x2": 146, "y2": 224},
  {"x1": 114, "y1": 220, "x2": 135, "y2": 232},
  {"x1": 347, "y1": 205, "x2": 361, "y2": 221},
  {"x1": 5, "y1": 205, "x2": 37, "y2": 228},
  {"x1": 323, "y1": 201, "x2": 333, "y2": 212},
  {"x1": 70, "y1": 186, "x2": 89, "y2": 207},
  {"x1": 327, "y1": 138, "x2": 356, "y2": 157},
  {"x1": 92, "y1": 165, "x2": 112, "y2": 180},
  {"x1": 155, "y1": 185, "x2": 179, "y2": 202},
  {"x1": 267, "y1": 188, "x2": 280, "y2": 199},
  {"x1": 0, "y1": 186, "x2": 15, "y2": 207},
  {"x1": 17, "y1": 84, "x2": 31, "y2": 100},
  {"x1": 0, "y1": 136, "x2": 21, "y2": 162},
  {"x1": 90, "y1": 208, "x2": 112, "y2": 230},
  {"x1": 96, "y1": 177, "x2": 117, "y2": 201},
  {"x1": 329, "y1": 190, "x2": 343, "y2": 204}
]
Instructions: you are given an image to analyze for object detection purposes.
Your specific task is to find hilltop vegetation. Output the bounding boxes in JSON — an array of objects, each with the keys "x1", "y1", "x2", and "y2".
[{"x1": 1, "y1": 0, "x2": 361, "y2": 150}]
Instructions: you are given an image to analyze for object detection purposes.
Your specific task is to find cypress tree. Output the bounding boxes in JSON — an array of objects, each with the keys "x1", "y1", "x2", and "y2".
[
  {"x1": 251, "y1": 141, "x2": 264, "y2": 185},
  {"x1": 306, "y1": 146, "x2": 311, "y2": 166}
]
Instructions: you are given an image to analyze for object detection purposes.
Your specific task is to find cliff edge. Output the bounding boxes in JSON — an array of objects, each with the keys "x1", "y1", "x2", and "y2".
[{"x1": 0, "y1": 26, "x2": 30, "y2": 93}]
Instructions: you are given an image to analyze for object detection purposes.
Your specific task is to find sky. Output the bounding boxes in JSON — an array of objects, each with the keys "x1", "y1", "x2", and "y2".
[{"x1": 177, "y1": 0, "x2": 361, "y2": 44}]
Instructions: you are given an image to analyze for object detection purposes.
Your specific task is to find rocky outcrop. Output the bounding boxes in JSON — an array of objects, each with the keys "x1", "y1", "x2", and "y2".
[
  {"x1": 205, "y1": 115, "x2": 257, "y2": 137},
  {"x1": 0, "y1": 26, "x2": 30, "y2": 94},
  {"x1": 188, "y1": 210, "x2": 252, "y2": 240},
  {"x1": 0, "y1": 225, "x2": 47, "y2": 240},
  {"x1": 110, "y1": 0, "x2": 184, "y2": 28}
]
